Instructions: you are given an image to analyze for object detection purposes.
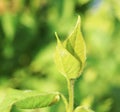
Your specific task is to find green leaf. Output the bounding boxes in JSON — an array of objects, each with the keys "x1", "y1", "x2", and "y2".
[
  {"x1": 54, "y1": 33, "x2": 81, "y2": 79},
  {"x1": 65, "y1": 16, "x2": 86, "y2": 65},
  {"x1": 74, "y1": 106, "x2": 94, "y2": 112},
  {"x1": 0, "y1": 88, "x2": 60, "y2": 112},
  {"x1": 54, "y1": 16, "x2": 86, "y2": 79}
]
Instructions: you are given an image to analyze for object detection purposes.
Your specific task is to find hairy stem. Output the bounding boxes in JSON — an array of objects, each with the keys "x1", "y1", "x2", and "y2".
[{"x1": 67, "y1": 79, "x2": 75, "y2": 112}]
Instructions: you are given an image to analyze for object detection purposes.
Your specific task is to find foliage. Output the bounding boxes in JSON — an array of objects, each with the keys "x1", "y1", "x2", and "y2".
[
  {"x1": 0, "y1": 0, "x2": 120, "y2": 112},
  {"x1": 74, "y1": 106, "x2": 94, "y2": 112},
  {"x1": 0, "y1": 88, "x2": 59, "y2": 112}
]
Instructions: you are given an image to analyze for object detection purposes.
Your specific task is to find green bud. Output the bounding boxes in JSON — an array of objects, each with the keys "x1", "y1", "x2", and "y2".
[{"x1": 54, "y1": 16, "x2": 86, "y2": 79}]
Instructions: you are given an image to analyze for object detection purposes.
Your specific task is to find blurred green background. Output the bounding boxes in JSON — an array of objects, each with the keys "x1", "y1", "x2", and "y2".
[{"x1": 0, "y1": 0, "x2": 120, "y2": 112}]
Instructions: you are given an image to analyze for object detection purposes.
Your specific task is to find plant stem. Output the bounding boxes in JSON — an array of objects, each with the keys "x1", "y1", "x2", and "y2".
[
  {"x1": 61, "y1": 94, "x2": 68, "y2": 111},
  {"x1": 67, "y1": 79, "x2": 75, "y2": 112}
]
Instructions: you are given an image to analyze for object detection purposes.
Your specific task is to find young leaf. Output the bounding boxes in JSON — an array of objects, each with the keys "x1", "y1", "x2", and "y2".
[
  {"x1": 54, "y1": 33, "x2": 81, "y2": 79},
  {"x1": 54, "y1": 16, "x2": 86, "y2": 79},
  {"x1": 0, "y1": 88, "x2": 60, "y2": 112},
  {"x1": 74, "y1": 106, "x2": 94, "y2": 112},
  {"x1": 65, "y1": 16, "x2": 86, "y2": 66}
]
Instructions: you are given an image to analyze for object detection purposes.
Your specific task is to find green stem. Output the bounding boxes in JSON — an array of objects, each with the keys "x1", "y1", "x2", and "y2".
[
  {"x1": 60, "y1": 94, "x2": 68, "y2": 111},
  {"x1": 67, "y1": 79, "x2": 75, "y2": 112}
]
